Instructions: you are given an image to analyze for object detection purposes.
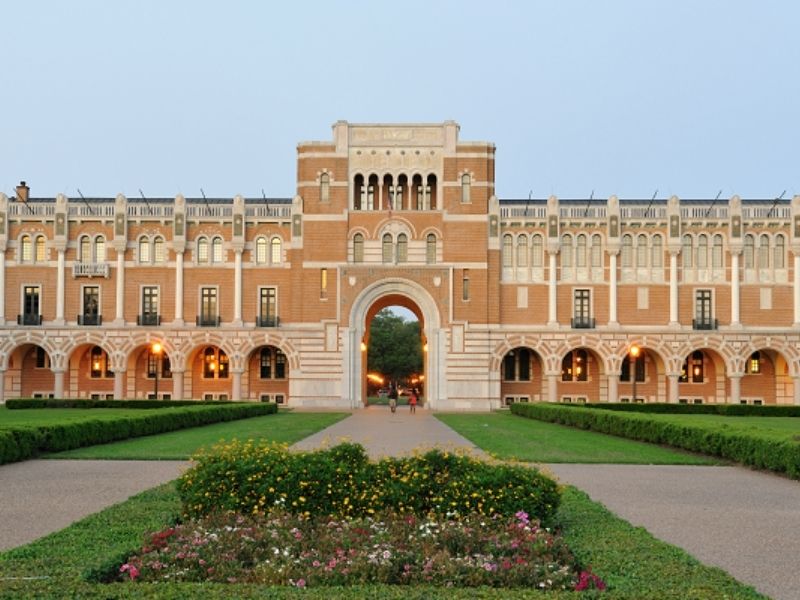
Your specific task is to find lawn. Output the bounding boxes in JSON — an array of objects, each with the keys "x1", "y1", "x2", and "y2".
[
  {"x1": 436, "y1": 412, "x2": 719, "y2": 464},
  {"x1": 0, "y1": 406, "x2": 189, "y2": 427},
  {"x1": 47, "y1": 412, "x2": 349, "y2": 460},
  {"x1": 606, "y1": 412, "x2": 800, "y2": 442}
]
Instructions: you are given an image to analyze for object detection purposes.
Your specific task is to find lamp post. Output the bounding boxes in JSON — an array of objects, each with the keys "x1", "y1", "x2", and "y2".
[
  {"x1": 151, "y1": 342, "x2": 162, "y2": 400},
  {"x1": 629, "y1": 345, "x2": 640, "y2": 402}
]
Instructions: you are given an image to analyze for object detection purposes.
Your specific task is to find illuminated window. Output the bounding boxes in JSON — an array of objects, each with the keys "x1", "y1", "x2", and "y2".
[
  {"x1": 202, "y1": 347, "x2": 228, "y2": 379},
  {"x1": 35, "y1": 236, "x2": 46, "y2": 262},
  {"x1": 80, "y1": 236, "x2": 91, "y2": 261},
  {"x1": 139, "y1": 237, "x2": 151, "y2": 263},
  {"x1": 153, "y1": 237, "x2": 165, "y2": 264},
  {"x1": 95, "y1": 236, "x2": 106, "y2": 262},
  {"x1": 256, "y1": 237, "x2": 268, "y2": 263},
  {"x1": 211, "y1": 237, "x2": 223, "y2": 263},
  {"x1": 748, "y1": 352, "x2": 761, "y2": 374},
  {"x1": 270, "y1": 238, "x2": 282, "y2": 265},
  {"x1": 21, "y1": 235, "x2": 32, "y2": 262},
  {"x1": 680, "y1": 351, "x2": 704, "y2": 383},
  {"x1": 197, "y1": 237, "x2": 208, "y2": 263},
  {"x1": 562, "y1": 349, "x2": 588, "y2": 382}
]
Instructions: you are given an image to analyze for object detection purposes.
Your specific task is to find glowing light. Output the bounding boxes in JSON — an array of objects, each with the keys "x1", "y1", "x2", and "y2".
[
  {"x1": 360, "y1": 341, "x2": 367, "y2": 352},
  {"x1": 630, "y1": 345, "x2": 640, "y2": 358},
  {"x1": 423, "y1": 343, "x2": 428, "y2": 353},
  {"x1": 93, "y1": 361, "x2": 100, "y2": 371},
  {"x1": 151, "y1": 341, "x2": 162, "y2": 355},
  {"x1": 366, "y1": 373, "x2": 384, "y2": 384}
]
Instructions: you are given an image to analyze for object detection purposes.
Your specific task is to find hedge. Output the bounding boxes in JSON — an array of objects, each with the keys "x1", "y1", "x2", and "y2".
[
  {"x1": 5, "y1": 399, "x2": 250, "y2": 409},
  {"x1": 558, "y1": 402, "x2": 800, "y2": 417},
  {"x1": 510, "y1": 403, "x2": 800, "y2": 479},
  {"x1": 0, "y1": 403, "x2": 277, "y2": 465}
]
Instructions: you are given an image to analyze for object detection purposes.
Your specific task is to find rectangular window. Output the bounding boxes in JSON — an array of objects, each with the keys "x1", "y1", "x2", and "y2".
[
  {"x1": 36, "y1": 346, "x2": 48, "y2": 368},
  {"x1": 200, "y1": 287, "x2": 217, "y2": 325},
  {"x1": 23, "y1": 286, "x2": 40, "y2": 324},
  {"x1": 462, "y1": 269, "x2": 470, "y2": 301},
  {"x1": 320, "y1": 268, "x2": 328, "y2": 299},
  {"x1": 573, "y1": 289, "x2": 591, "y2": 327},
  {"x1": 695, "y1": 289, "x2": 712, "y2": 327},
  {"x1": 259, "y1": 287, "x2": 277, "y2": 326},
  {"x1": 260, "y1": 350, "x2": 272, "y2": 379},
  {"x1": 142, "y1": 286, "x2": 159, "y2": 325},
  {"x1": 82, "y1": 286, "x2": 99, "y2": 324},
  {"x1": 275, "y1": 350, "x2": 286, "y2": 379}
]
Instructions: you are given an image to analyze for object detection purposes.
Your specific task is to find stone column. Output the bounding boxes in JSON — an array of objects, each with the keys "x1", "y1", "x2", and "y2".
[
  {"x1": 56, "y1": 249, "x2": 66, "y2": 324},
  {"x1": 607, "y1": 373, "x2": 619, "y2": 403},
  {"x1": 233, "y1": 250, "x2": 243, "y2": 325},
  {"x1": 172, "y1": 370, "x2": 184, "y2": 401},
  {"x1": 547, "y1": 372, "x2": 559, "y2": 402},
  {"x1": 232, "y1": 369, "x2": 243, "y2": 402},
  {"x1": 0, "y1": 370, "x2": 5, "y2": 403},
  {"x1": 548, "y1": 252, "x2": 558, "y2": 326},
  {"x1": 113, "y1": 370, "x2": 125, "y2": 400},
  {"x1": 115, "y1": 251, "x2": 125, "y2": 324},
  {"x1": 794, "y1": 254, "x2": 800, "y2": 326},
  {"x1": 730, "y1": 251, "x2": 741, "y2": 326},
  {"x1": 608, "y1": 251, "x2": 618, "y2": 326},
  {"x1": 669, "y1": 252, "x2": 679, "y2": 326},
  {"x1": 174, "y1": 252, "x2": 184, "y2": 324},
  {"x1": 793, "y1": 376, "x2": 800, "y2": 406},
  {"x1": 728, "y1": 374, "x2": 742, "y2": 405},
  {"x1": 53, "y1": 369, "x2": 65, "y2": 399},
  {"x1": 667, "y1": 372, "x2": 680, "y2": 404}
]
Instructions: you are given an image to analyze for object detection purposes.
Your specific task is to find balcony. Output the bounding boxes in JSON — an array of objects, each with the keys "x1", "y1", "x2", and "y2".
[
  {"x1": 256, "y1": 315, "x2": 280, "y2": 327},
  {"x1": 77, "y1": 314, "x2": 102, "y2": 326},
  {"x1": 137, "y1": 314, "x2": 162, "y2": 326},
  {"x1": 692, "y1": 318, "x2": 718, "y2": 330},
  {"x1": 17, "y1": 314, "x2": 42, "y2": 326},
  {"x1": 571, "y1": 316, "x2": 596, "y2": 329},
  {"x1": 72, "y1": 262, "x2": 109, "y2": 278},
  {"x1": 196, "y1": 316, "x2": 221, "y2": 327}
]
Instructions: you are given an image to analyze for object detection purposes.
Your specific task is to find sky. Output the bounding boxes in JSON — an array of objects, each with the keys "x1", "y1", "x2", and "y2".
[{"x1": 2, "y1": 1, "x2": 798, "y2": 201}]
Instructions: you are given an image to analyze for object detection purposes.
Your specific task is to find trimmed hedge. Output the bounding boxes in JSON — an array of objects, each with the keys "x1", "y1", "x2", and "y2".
[
  {"x1": 511, "y1": 402, "x2": 800, "y2": 479},
  {"x1": 179, "y1": 441, "x2": 562, "y2": 523},
  {"x1": 6, "y1": 398, "x2": 247, "y2": 409},
  {"x1": 559, "y1": 402, "x2": 800, "y2": 417},
  {"x1": 0, "y1": 403, "x2": 277, "y2": 465}
]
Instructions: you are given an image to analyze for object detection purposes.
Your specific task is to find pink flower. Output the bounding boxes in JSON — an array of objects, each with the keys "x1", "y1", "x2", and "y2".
[
  {"x1": 119, "y1": 563, "x2": 140, "y2": 581},
  {"x1": 296, "y1": 578, "x2": 306, "y2": 588}
]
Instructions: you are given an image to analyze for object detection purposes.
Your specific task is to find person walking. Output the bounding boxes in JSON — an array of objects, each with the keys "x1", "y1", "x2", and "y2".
[
  {"x1": 388, "y1": 384, "x2": 398, "y2": 413},
  {"x1": 409, "y1": 388, "x2": 418, "y2": 414}
]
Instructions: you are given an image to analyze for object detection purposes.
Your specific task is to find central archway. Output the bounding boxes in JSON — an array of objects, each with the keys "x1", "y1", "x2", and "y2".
[{"x1": 346, "y1": 279, "x2": 442, "y2": 409}]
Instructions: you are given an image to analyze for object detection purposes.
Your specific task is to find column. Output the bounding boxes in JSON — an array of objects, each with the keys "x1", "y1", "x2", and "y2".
[
  {"x1": 548, "y1": 252, "x2": 558, "y2": 326},
  {"x1": 794, "y1": 254, "x2": 800, "y2": 326},
  {"x1": 547, "y1": 373, "x2": 559, "y2": 402},
  {"x1": 607, "y1": 373, "x2": 619, "y2": 403},
  {"x1": 115, "y1": 251, "x2": 125, "y2": 324},
  {"x1": 378, "y1": 183, "x2": 384, "y2": 211},
  {"x1": 174, "y1": 252, "x2": 184, "y2": 324},
  {"x1": 667, "y1": 373, "x2": 680, "y2": 404},
  {"x1": 608, "y1": 252, "x2": 618, "y2": 325},
  {"x1": 669, "y1": 252, "x2": 679, "y2": 325},
  {"x1": 728, "y1": 374, "x2": 742, "y2": 405},
  {"x1": 172, "y1": 370, "x2": 184, "y2": 401},
  {"x1": 232, "y1": 369, "x2": 243, "y2": 402},
  {"x1": 113, "y1": 370, "x2": 125, "y2": 400},
  {"x1": 793, "y1": 376, "x2": 800, "y2": 406},
  {"x1": 0, "y1": 370, "x2": 4, "y2": 404},
  {"x1": 53, "y1": 369, "x2": 65, "y2": 399},
  {"x1": 234, "y1": 250, "x2": 242, "y2": 325},
  {"x1": 56, "y1": 249, "x2": 65, "y2": 324},
  {"x1": 0, "y1": 253, "x2": 5, "y2": 323},
  {"x1": 730, "y1": 252, "x2": 740, "y2": 326}
]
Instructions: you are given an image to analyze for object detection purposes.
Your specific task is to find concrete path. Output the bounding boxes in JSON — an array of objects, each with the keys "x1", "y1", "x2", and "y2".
[
  {"x1": 0, "y1": 459, "x2": 186, "y2": 551},
  {"x1": 547, "y1": 464, "x2": 800, "y2": 600},
  {"x1": 292, "y1": 405, "x2": 486, "y2": 459}
]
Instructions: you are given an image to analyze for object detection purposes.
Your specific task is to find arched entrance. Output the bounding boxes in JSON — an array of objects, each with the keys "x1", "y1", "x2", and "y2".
[
  {"x1": 500, "y1": 347, "x2": 544, "y2": 405},
  {"x1": 247, "y1": 345, "x2": 289, "y2": 404},
  {"x1": 346, "y1": 279, "x2": 442, "y2": 409}
]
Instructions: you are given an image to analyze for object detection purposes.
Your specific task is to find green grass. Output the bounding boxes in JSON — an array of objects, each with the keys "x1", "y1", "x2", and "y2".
[
  {"x1": 605, "y1": 413, "x2": 800, "y2": 441},
  {"x1": 0, "y1": 406, "x2": 182, "y2": 427},
  {"x1": 0, "y1": 481, "x2": 763, "y2": 598},
  {"x1": 436, "y1": 412, "x2": 719, "y2": 464},
  {"x1": 46, "y1": 412, "x2": 349, "y2": 460}
]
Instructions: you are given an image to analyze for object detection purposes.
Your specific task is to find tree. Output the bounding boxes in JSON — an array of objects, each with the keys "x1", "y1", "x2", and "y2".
[{"x1": 367, "y1": 309, "x2": 422, "y2": 382}]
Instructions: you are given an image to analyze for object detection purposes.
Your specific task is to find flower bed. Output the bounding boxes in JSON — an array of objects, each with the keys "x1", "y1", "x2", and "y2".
[{"x1": 119, "y1": 510, "x2": 601, "y2": 591}]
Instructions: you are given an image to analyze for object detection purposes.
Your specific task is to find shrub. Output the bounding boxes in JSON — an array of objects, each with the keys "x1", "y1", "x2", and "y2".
[
  {"x1": 0, "y1": 403, "x2": 277, "y2": 465},
  {"x1": 565, "y1": 402, "x2": 800, "y2": 417},
  {"x1": 5, "y1": 398, "x2": 251, "y2": 409},
  {"x1": 178, "y1": 441, "x2": 561, "y2": 523},
  {"x1": 511, "y1": 403, "x2": 800, "y2": 478}
]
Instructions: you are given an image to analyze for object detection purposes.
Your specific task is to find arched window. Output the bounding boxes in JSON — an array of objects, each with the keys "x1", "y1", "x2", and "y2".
[
  {"x1": 518, "y1": 348, "x2": 531, "y2": 381},
  {"x1": 502, "y1": 234, "x2": 513, "y2": 268},
  {"x1": 651, "y1": 234, "x2": 663, "y2": 268},
  {"x1": 712, "y1": 234, "x2": 723, "y2": 269},
  {"x1": 591, "y1": 234, "x2": 602, "y2": 268},
  {"x1": 256, "y1": 237, "x2": 268, "y2": 263},
  {"x1": 153, "y1": 237, "x2": 165, "y2": 264},
  {"x1": 682, "y1": 235, "x2": 693, "y2": 268},
  {"x1": 90, "y1": 346, "x2": 108, "y2": 378},
  {"x1": 353, "y1": 233, "x2": 364, "y2": 263},
  {"x1": 203, "y1": 347, "x2": 228, "y2": 379},
  {"x1": 197, "y1": 237, "x2": 209, "y2": 263},
  {"x1": 95, "y1": 236, "x2": 105, "y2": 262},
  {"x1": 758, "y1": 234, "x2": 770, "y2": 269},
  {"x1": 774, "y1": 234, "x2": 786, "y2": 269},
  {"x1": 35, "y1": 236, "x2": 46, "y2": 262},
  {"x1": 744, "y1": 234, "x2": 755, "y2": 269},
  {"x1": 139, "y1": 237, "x2": 151, "y2": 263},
  {"x1": 211, "y1": 237, "x2": 223, "y2": 263},
  {"x1": 80, "y1": 236, "x2": 91, "y2": 262},
  {"x1": 697, "y1": 234, "x2": 708, "y2": 269},
  {"x1": 562, "y1": 349, "x2": 588, "y2": 382},
  {"x1": 561, "y1": 234, "x2": 573, "y2": 268},
  {"x1": 621, "y1": 234, "x2": 633, "y2": 268},
  {"x1": 396, "y1": 233, "x2": 408, "y2": 263},
  {"x1": 532, "y1": 234, "x2": 544, "y2": 267},
  {"x1": 320, "y1": 172, "x2": 330, "y2": 203},
  {"x1": 21, "y1": 235, "x2": 32, "y2": 262},
  {"x1": 382, "y1": 234, "x2": 393, "y2": 263},
  {"x1": 426, "y1": 233, "x2": 437, "y2": 264},
  {"x1": 461, "y1": 173, "x2": 471, "y2": 203},
  {"x1": 748, "y1": 351, "x2": 761, "y2": 374},
  {"x1": 680, "y1": 350, "x2": 704, "y2": 383},
  {"x1": 576, "y1": 234, "x2": 587, "y2": 268},
  {"x1": 270, "y1": 238, "x2": 282, "y2": 265},
  {"x1": 517, "y1": 235, "x2": 528, "y2": 267},
  {"x1": 636, "y1": 234, "x2": 648, "y2": 268},
  {"x1": 353, "y1": 174, "x2": 364, "y2": 210}
]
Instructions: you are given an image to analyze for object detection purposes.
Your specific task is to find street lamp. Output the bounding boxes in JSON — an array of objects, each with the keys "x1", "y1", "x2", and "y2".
[
  {"x1": 151, "y1": 342, "x2": 162, "y2": 399},
  {"x1": 629, "y1": 345, "x2": 640, "y2": 403}
]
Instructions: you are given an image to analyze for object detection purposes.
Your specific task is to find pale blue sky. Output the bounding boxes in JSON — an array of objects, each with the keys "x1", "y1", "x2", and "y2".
[{"x1": 2, "y1": 1, "x2": 798, "y2": 200}]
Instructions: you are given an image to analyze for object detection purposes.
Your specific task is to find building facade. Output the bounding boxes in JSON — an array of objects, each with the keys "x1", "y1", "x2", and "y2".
[{"x1": 1, "y1": 121, "x2": 799, "y2": 408}]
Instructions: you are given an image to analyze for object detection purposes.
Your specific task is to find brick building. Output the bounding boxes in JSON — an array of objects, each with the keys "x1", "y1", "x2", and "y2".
[{"x1": 1, "y1": 121, "x2": 799, "y2": 408}]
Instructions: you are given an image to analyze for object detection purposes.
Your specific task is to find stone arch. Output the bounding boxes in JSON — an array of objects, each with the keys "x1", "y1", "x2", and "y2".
[
  {"x1": 240, "y1": 334, "x2": 300, "y2": 373},
  {"x1": 374, "y1": 216, "x2": 417, "y2": 240},
  {"x1": 489, "y1": 335, "x2": 550, "y2": 373}
]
